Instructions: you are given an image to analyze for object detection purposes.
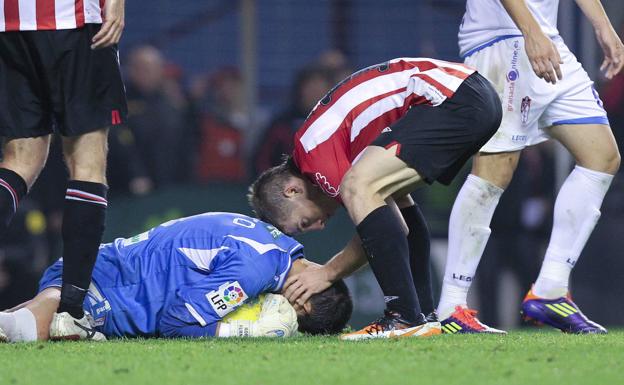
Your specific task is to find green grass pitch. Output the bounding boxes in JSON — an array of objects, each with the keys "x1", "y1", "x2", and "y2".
[{"x1": 1, "y1": 330, "x2": 623, "y2": 385}]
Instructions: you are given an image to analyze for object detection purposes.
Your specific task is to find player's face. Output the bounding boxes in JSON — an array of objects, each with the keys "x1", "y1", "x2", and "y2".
[{"x1": 281, "y1": 197, "x2": 330, "y2": 235}]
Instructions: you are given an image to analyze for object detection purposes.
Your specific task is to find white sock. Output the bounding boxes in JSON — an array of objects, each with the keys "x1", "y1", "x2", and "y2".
[
  {"x1": 533, "y1": 165, "x2": 613, "y2": 299},
  {"x1": 0, "y1": 308, "x2": 38, "y2": 342},
  {"x1": 438, "y1": 174, "x2": 504, "y2": 319}
]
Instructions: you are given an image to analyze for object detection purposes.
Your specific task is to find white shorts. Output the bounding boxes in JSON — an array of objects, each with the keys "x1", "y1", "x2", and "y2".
[{"x1": 464, "y1": 35, "x2": 609, "y2": 153}]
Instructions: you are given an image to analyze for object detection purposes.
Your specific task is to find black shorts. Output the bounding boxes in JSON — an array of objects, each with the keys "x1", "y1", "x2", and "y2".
[
  {"x1": 372, "y1": 72, "x2": 502, "y2": 185},
  {"x1": 0, "y1": 24, "x2": 127, "y2": 139}
]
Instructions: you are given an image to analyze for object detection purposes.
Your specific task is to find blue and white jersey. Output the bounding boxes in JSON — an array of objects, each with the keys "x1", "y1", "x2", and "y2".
[{"x1": 39, "y1": 212, "x2": 304, "y2": 338}]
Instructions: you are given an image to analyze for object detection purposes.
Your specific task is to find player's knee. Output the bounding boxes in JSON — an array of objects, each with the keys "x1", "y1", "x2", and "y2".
[
  {"x1": 578, "y1": 145, "x2": 621, "y2": 175},
  {"x1": 0, "y1": 147, "x2": 48, "y2": 187},
  {"x1": 340, "y1": 169, "x2": 374, "y2": 205},
  {"x1": 471, "y1": 164, "x2": 514, "y2": 190},
  {"x1": 605, "y1": 147, "x2": 621, "y2": 175}
]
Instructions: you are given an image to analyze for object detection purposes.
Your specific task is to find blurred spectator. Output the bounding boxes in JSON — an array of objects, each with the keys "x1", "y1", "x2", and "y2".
[
  {"x1": 252, "y1": 66, "x2": 332, "y2": 176},
  {"x1": 120, "y1": 45, "x2": 195, "y2": 191},
  {"x1": 192, "y1": 67, "x2": 270, "y2": 183},
  {"x1": 317, "y1": 49, "x2": 353, "y2": 83}
]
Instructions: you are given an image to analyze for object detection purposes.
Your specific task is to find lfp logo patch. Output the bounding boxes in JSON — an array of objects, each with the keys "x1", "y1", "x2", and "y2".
[
  {"x1": 206, "y1": 281, "x2": 249, "y2": 317},
  {"x1": 223, "y1": 285, "x2": 245, "y2": 305}
]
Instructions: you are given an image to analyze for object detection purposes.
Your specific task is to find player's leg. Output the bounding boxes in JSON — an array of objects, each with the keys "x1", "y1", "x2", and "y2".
[
  {"x1": 0, "y1": 288, "x2": 59, "y2": 342},
  {"x1": 521, "y1": 123, "x2": 618, "y2": 333},
  {"x1": 0, "y1": 136, "x2": 51, "y2": 236},
  {"x1": 46, "y1": 24, "x2": 126, "y2": 338},
  {"x1": 520, "y1": 36, "x2": 617, "y2": 333},
  {"x1": 437, "y1": 151, "x2": 517, "y2": 334},
  {"x1": 341, "y1": 145, "x2": 425, "y2": 322},
  {"x1": 55, "y1": 129, "x2": 109, "y2": 321},
  {"x1": 437, "y1": 36, "x2": 534, "y2": 333},
  {"x1": 0, "y1": 31, "x2": 53, "y2": 237},
  {"x1": 339, "y1": 147, "x2": 441, "y2": 340},
  {"x1": 394, "y1": 194, "x2": 436, "y2": 318}
]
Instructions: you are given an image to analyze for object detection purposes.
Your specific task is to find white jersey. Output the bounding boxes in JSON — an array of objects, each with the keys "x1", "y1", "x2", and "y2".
[{"x1": 458, "y1": 0, "x2": 560, "y2": 57}]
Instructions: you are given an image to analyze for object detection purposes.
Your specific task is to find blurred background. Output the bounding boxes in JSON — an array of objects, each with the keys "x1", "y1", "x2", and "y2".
[{"x1": 1, "y1": 0, "x2": 624, "y2": 329}]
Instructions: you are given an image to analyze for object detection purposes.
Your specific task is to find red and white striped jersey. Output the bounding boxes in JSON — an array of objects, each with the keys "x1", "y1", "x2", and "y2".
[
  {"x1": 292, "y1": 57, "x2": 475, "y2": 201},
  {"x1": 0, "y1": 0, "x2": 104, "y2": 32}
]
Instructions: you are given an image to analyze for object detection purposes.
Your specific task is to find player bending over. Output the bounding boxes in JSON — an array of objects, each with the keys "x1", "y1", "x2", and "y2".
[
  {"x1": 0, "y1": 212, "x2": 352, "y2": 342},
  {"x1": 249, "y1": 57, "x2": 501, "y2": 340},
  {"x1": 436, "y1": 0, "x2": 623, "y2": 334}
]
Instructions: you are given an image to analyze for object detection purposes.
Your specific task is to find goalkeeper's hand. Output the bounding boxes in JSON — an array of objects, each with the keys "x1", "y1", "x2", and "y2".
[{"x1": 220, "y1": 294, "x2": 298, "y2": 337}]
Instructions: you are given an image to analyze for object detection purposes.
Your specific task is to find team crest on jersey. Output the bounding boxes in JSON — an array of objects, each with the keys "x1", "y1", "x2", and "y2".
[
  {"x1": 521, "y1": 96, "x2": 531, "y2": 125},
  {"x1": 206, "y1": 281, "x2": 248, "y2": 317},
  {"x1": 315, "y1": 172, "x2": 340, "y2": 197}
]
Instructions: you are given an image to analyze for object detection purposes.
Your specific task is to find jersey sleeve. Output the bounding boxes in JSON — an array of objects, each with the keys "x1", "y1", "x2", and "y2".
[
  {"x1": 294, "y1": 141, "x2": 351, "y2": 203},
  {"x1": 158, "y1": 260, "x2": 269, "y2": 338}
]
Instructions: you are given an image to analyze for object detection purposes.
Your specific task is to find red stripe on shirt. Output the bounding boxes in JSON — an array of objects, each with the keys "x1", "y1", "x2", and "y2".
[
  {"x1": 99, "y1": 0, "x2": 105, "y2": 18},
  {"x1": 75, "y1": 0, "x2": 85, "y2": 27},
  {"x1": 4, "y1": 0, "x2": 20, "y2": 31},
  {"x1": 36, "y1": 0, "x2": 56, "y2": 30},
  {"x1": 300, "y1": 60, "x2": 420, "y2": 134}
]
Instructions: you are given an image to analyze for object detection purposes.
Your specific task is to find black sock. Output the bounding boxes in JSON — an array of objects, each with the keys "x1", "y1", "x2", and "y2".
[
  {"x1": 356, "y1": 205, "x2": 422, "y2": 323},
  {"x1": 58, "y1": 180, "x2": 108, "y2": 318},
  {"x1": 401, "y1": 204, "x2": 435, "y2": 315},
  {"x1": 0, "y1": 168, "x2": 28, "y2": 237}
]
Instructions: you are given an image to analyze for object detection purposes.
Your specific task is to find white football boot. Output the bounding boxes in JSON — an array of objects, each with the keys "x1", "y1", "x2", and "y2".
[{"x1": 49, "y1": 312, "x2": 106, "y2": 341}]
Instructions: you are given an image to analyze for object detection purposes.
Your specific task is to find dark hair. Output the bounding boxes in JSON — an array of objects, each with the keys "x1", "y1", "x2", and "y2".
[
  {"x1": 297, "y1": 280, "x2": 353, "y2": 335},
  {"x1": 247, "y1": 155, "x2": 301, "y2": 232}
]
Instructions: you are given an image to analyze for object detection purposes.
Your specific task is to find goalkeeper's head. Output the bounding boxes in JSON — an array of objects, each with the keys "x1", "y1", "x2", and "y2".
[{"x1": 296, "y1": 280, "x2": 353, "y2": 335}]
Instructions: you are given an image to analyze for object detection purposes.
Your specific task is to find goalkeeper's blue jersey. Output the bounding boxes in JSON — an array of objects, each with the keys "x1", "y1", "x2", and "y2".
[{"x1": 38, "y1": 212, "x2": 304, "y2": 338}]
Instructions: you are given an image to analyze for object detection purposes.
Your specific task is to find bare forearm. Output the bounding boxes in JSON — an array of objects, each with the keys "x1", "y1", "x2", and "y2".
[
  {"x1": 574, "y1": 0, "x2": 612, "y2": 30},
  {"x1": 325, "y1": 234, "x2": 368, "y2": 281},
  {"x1": 500, "y1": 0, "x2": 543, "y2": 36}
]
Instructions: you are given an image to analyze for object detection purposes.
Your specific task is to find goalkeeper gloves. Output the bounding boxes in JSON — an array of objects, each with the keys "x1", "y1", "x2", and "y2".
[{"x1": 218, "y1": 294, "x2": 298, "y2": 337}]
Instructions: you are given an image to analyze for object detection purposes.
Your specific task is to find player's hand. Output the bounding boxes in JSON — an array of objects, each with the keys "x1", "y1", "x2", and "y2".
[
  {"x1": 595, "y1": 25, "x2": 624, "y2": 79},
  {"x1": 252, "y1": 294, "x2": 298, "y2": 337},
  {"x1": 283, "y1": 264, "x2": 332, "y2": 309},
  {"x1": 91, "y1": 0, "x2": 125, "y2": 49},
  {"x1": 524, "y1": 30, "x2": 563, "y2": 84}
]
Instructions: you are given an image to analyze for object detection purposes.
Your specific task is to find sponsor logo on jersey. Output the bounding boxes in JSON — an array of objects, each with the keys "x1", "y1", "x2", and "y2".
[
  {"x1": 521, "y1": 96, "x2": 531, "y2": 125},
  {"x1": 381, "y1": 127, "x2": 392, "y2": 133},
  {"x1": 206, "y1": 281, "x2": 249, "y2": 317},
  {"x1": 506, "y1": 40, "x2": 521, "y2": 112},
  {"x1": 507, "y1": 69, "x2": 519, "y2": 82},
  {"x1": 315, "y1": 172, "x2": 340, "y2": 197}
]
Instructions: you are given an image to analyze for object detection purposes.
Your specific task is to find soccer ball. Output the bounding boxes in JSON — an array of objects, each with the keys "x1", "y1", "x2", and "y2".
[{"x1": 222, "y1": 294, "x2": 265, "y2": 321}]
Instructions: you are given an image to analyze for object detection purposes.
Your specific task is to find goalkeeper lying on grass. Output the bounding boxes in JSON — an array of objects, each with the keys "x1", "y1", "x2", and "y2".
[{"x1": 0, "y1": 212, "x2": 352, "y2": 342}]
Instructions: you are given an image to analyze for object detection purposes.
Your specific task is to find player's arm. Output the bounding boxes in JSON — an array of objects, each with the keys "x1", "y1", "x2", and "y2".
[
  {"x1": 91, "y1": 0, "x2": 126, "y2": 49},
  {"x1": 500, "y1": 0, "x2": 563, "y2": 84},
  {"x1": 283, "y1": 234, "x2": 367, "y2": 306},
  {"x1": 574, "y1": 0, "x2": 624, "y2": 79}
]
